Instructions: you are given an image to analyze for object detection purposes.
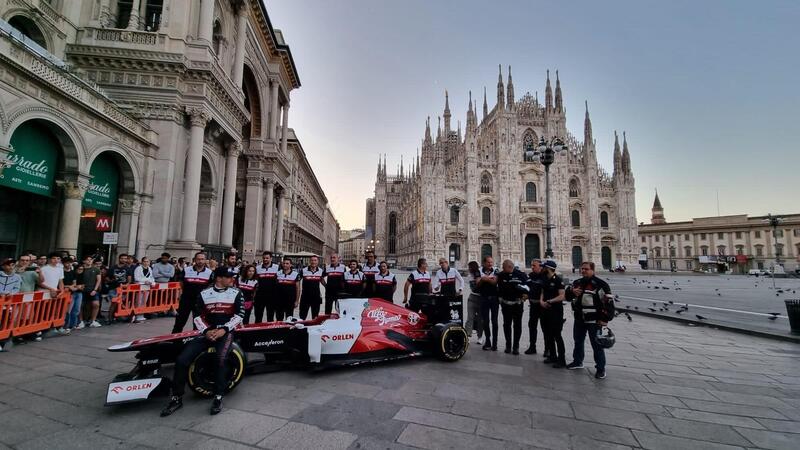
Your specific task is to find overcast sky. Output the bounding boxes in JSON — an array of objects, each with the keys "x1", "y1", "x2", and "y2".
[{"x1": 267, "y1": 0, "x2": 800, "y2": 230}]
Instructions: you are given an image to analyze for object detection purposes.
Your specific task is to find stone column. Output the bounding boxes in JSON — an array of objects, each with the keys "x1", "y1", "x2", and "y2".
[
  {"x1": 138, "y1": 0, "x2": 149, "y2": 30},
  {"x1": 242, "y1": 172, "x2": 263, "y2": 259},
  {"x1": 269, "y1": 80, "x2": 279, "y2": 140},
  {"x1": 119, "y1": 196, "x2": 142, "y2": 255},
  {"x1": 198, "y1": 0, "x2": 215, "y2": 42},
  {"x1": 280, "y1": 102, "x2": 289, "y2": 153},
  {"x1": 180, "y1": 107, "x2": 210, "y2": 242},
  {"x1": 262, "y1": 179, "x2": 274, "y2": 251},
  {"x1": 274, "y1": 191, "x2": 286, "y2": 253},
  {"x1": 127, "y1": 0, "x2": 141, "y2": 30},
  {"x1": 98, "y1": 0, "x2": 112, "y2": 26},
  {"x1": 220, "y1": 142, "x2": 241, "y2": 247},
  {"x1": 55, "y1": 179, "x2": 89, "y2": 256},
  {"x1": 231, "y1": 3, "x2": 248, "y2": 88}
]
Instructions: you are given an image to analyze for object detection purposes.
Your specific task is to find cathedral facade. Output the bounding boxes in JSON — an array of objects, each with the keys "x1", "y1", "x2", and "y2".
[{"x1": 367, "y1": 67, "x2": 638, "y2": 270}]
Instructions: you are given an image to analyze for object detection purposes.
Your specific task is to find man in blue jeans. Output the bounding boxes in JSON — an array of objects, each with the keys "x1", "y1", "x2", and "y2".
[{"x1": 566, "y1": 261, "x2": 614, "y2": 379}]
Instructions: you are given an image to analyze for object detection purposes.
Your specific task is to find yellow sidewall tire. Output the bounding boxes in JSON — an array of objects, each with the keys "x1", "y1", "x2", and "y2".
[{"x1": 187, "y1": 344, "x2": 246, "y2": 398}]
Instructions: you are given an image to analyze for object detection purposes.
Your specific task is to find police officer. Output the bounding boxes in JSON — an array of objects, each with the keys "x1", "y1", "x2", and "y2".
[
  {"x1": 403, "y1": 258, "x2": 431, "y2": 311},
  {"x1": 432, "y1": 257, "x2": 464, "y2": 297},
  {"x1": 323, "y1": 253, "x2": 346, "y2": 313},
  {"x1": 361, "y1": 250, "x2": 379, "y2": 297},
  {"x1": 497, "y1": 259, "x2": 528, "y2": 355},
  {"x1": 539, "y1": 260, "x2": 567, "y2": 368},
  {"x1": 476, "y1": 256, "x2": 499, "y2": 351},
  {"x1": 343, "y1": 259, "x2": 365, "y2": 297},
  {"x1": 254, "y1": 252, "x2": 279, "y2": 322},
  {"x1": 161, "y1": 266, "x2": 244, "y2": 417},
  {"x1": 373, "y1": 261, "x2": 397, "y2": 302},
  {"x1": 275, "y1": 257, "x2": 301, "y2": 320},
  {"x1": 299, "y1": 255, "x2": 324, "y2": 319},
  {"x1": 525, "y1": 259, "x2": 546, "y2": 355},
  {"x1": 566, "y1": 261, "x2": 614, "y2": 379},
  {"x1": 172, "y1": 252, "x2": 213, "y2": 333}
]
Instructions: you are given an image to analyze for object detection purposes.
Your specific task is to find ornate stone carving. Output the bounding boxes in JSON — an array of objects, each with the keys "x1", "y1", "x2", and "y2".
[
  {"x1": 186, "y1": 107, "x2": 211, "y2": 127},
  {"x1": 57, "y1": 180, "x2": 90, "y2": 200},
  {"x1": 228, "y1": 142, "x2": 243, "y2": 158}
]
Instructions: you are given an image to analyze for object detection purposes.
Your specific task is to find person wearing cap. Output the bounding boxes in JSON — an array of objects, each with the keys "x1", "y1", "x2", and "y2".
[
  {"x1": 153, "y1": 252, "x2": 176, "y2": 283},
  {"x1": 161, "y1": 266, "x2": 244, "y2": 417},
  {"x1": 0, "y1": 257, "x2": 22, "y2": 294},
  {"x1": 539, "y1": 259, "x2": 567, "y2": 368}
]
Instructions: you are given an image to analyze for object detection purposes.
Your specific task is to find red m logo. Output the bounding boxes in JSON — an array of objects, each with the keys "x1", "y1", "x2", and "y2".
[{"x1": 96, "y1": 217, "x2": 111, "y2": 231}]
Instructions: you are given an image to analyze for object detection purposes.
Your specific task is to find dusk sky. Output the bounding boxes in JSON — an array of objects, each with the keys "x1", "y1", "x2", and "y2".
[{"x1": 267, "y1": 0, "x2": 800, "y2": 230}]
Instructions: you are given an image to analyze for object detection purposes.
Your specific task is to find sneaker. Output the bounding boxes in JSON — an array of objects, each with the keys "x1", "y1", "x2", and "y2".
[
  {"x1": 566, "y1": 361, "x2": 585, "y2": 370},
  {"x1": 210, "y1": 395, "x2": 223, "y2": 415},
  {"x1": 90, "y1": 321, "x2": 102, "y2": 328},
  {"x1": 552, "y1": 361, "x2": 566, "y2": 369},
  {"x1": 160, "y1": 396, "x2": 183, "y2": 417},
  {"x1": 34, "y1": 332, "x2": 42, "y2": 342},
  {"x1": 476, "y1": 336, "x2": 484, "y2": 346},
  {"x1": 524, "y1": 347, "x2": 537, "y2": 355},
  {"x1": 595, "y1": 369, "x2": 606, "y2": 379},
  {"x1": 135, "y1": 315, "x2": 146, "y2": 323},
  {"x1": 76, "y1": 321, "x2": 86, "y2": 329}
]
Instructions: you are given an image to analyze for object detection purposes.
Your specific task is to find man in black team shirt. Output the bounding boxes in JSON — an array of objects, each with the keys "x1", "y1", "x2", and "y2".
[
  {"x1": 323, "y1": 253, "x2": 346, "y2": 313},
  {"x1": 361, "y1": 251, "x2": 379, "y2": 297},
  {"x1": 299, "y1": 255, "x2": 324, "y2": 319},
  {"x1": 254, "y1": 252, "x2": 279, "y2": 322},
  {"x1": 161, "y1": 267, "x2": 244, "y2": 417},
  {"x1": 172, "y1": 252, "x2": 213, "y2": 333}
]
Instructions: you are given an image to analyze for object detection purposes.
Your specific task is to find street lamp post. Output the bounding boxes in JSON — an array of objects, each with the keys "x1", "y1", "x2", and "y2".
[
  {"x1": 525, "y1": 136, "x2": 568, "y2": 259},
  {"x1": 668, "y1": 242, "x2": 676, "y2": 272},
  {"x1": 764, "y1": 214, "x2": 784, "y2": 289}
]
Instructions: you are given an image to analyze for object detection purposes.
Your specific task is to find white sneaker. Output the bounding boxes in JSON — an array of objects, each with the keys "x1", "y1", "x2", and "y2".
[
  {"x1": 135, "y1": 315, "x2": 146, "y2": 322},
  {"x1": 90, "y1": 321, "x2": 102, "y2": 328},
  {"x1": 476, "y1": 336, "x2": 484, "y2": 346},
  {"x1": 34, "y1": 332, "x2": 42, "y2": 342},
  {"x1": 76, "y1": 321, "x2": 86, "y2": 329}
]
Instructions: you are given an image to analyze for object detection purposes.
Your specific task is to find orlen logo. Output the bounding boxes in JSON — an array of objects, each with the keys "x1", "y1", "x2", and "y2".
[
  {"x1": 110, "y1": 382, "x2": 153, "y2": 394},
  {"x1": 321, "y1": 333, "x2": 354, "y2": 342},
  {"x1": 111, "y1": 386, "x2": 123, "y2": 394}
]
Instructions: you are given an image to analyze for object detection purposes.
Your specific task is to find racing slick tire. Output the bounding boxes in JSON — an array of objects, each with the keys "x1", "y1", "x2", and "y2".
[
  {"x1": 431, "y1": 323, "x2": 468, "y2": 362},
  {"x1": 187, "y1": 342, "x2": 247, "y2": 398}
]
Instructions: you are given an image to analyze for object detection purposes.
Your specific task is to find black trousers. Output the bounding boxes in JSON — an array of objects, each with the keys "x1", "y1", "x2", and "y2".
[
  {"x1": 253, "y1": 291, "x2": 270, "y2": 323},
  {"x1": 501, "y1": 302, "x2": 523, "y2": 350},
  {"x1": 480, "y1": 295, "x2": 499, "y2": 347},
  {"x1": 172, "y1": 295, "x2": 195, "y2": 334},
  {"x1": 528, "y1": 302, "x2": 543, "y2": 349},
  {"x1": 299, "y1": 296, "x2": 321, "y2": 319},
  {"x1": 324, "y1": 294, "x2": 338, "y2": 315},
  {"x1": 542, "y1": 306, "x2": 565, "y2": 363},
  {"x1": 172, "y1": 332, "x2": 233, "y2": 397}
]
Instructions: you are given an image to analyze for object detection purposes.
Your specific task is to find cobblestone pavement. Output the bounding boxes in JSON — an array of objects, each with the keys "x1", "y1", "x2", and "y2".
[{"x1": 1, "y1": 304, "x2": 800, "y2": 449}]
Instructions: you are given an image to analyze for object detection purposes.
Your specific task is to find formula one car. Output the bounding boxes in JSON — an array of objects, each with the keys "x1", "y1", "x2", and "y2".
[{"x1": 105, "y1": 295, "x2": 466, "y2": 405}]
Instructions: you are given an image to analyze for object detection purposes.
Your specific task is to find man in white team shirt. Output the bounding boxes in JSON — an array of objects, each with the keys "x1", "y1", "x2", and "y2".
[{"x1": 432, "y1": 257, "x2": 463, "y2": 297}]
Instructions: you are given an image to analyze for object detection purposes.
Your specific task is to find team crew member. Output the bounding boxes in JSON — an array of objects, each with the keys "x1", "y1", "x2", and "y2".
[
  {"x1": 465, "y1": 261, "x2": 484, "y2": 345},
  {"x1": 343, "y1": 260, "x2": 365, "y2": 297},
  {"x1": 161, "y1": 267, "x2": 244, "y2": 417},
  {"x1": 566, "y1": 261, "x2": 614, "y2": 379},
  {"x1": 373, "y1": 261, "x2": 397, "y2": 302},
  {"x1": 539, "y1": 260, "x2": 567, "y2": 368},
  {"x1": 476, "y1": 256, "x2": 499, "y2": 351},
  {"x1": 236, "y1": 265, "x2": 258, "y2": 324},
  {"x1": 403, "y1": 258, "x2": 431, "y2": 311},
  {"x1": 254, "y1": 252, "x2": 279, "y2": 322},
  {"x1": 361, "y1": 251, "x2": 380, "y2": 297},
  {"x1": 525, "y1": 259, "x2": 546, "y2": 355},
  {"x1": 497, "y1": 260, "x2": 529, "y2": 355},
  {"x1": 299, "y1": 256, "x2": 324, "y2": 319},
  {"x1": 323, "y1": 254, "x2": 346, "y2": 314},
  {"x1": 172, "y1": 252, "x2": 213, "y2": 333},
  {"x1": 275, "y1": 258, "x2": 301, "y2": 320},
  {"x1": 432, "y1": 257, "x2": 464, "y2": 297}
]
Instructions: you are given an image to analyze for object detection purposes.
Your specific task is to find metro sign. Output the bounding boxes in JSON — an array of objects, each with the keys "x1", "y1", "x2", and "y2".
[{"x1": 96, "y1": 216, "x2": 111, "y2": 231}]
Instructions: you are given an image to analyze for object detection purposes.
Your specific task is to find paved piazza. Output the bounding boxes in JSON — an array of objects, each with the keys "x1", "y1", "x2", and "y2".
[{"x1": 2, "y1": 295, "x2": 800, "y2": 450}]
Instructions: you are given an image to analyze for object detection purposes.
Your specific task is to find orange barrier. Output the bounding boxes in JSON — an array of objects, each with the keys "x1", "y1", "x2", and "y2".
[
  {"x1": 0, "y1": 290, "x2": 72, "y2": 339},
  {"x1": 112, "y1": 282, "x2": 181, "y2": 318}
]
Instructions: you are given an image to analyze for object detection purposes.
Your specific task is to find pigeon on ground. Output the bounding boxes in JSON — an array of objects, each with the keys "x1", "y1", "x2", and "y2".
[
  {"x1": 668, "y1": 300, "x2": 674, "y2": 304},
  {"x1": 648, "y1": 308, "x2": 657, "y2": 312},
  {"x1": 718, "y1": 293, "x2": 722, "y2": 296},
  {"x1": 769, "y1": 312, "x2": 780, "y2": 316},
  {"x1": 625, "y1": 313, "x2": 632, "y2": 321},
  {"x1": 676, "y1": 310, "x2": 683, "y2": 314},
  {"x1": 634, "y1": 306, "x2": 639, "y2": 310},
  {"x1": 696, "y1": 315, "x2": 707, "y2": 320},
  {"x1": 768, "y1": 316, "x2": 778, "y2": 321}
]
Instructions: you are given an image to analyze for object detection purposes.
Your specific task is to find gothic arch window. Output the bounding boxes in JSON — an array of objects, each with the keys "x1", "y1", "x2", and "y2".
[
  {"x1": 212, "y1": 20, "x2": 223, "y2": 54},
  {"x1": 482, "y1": 207, "x2": 491, "y2": 225},
  {"x1": 600, "y1": 211, "x2": 609, "y2": 228},
  {"x1": 571, "y1": 210, "x2": 580, "y2": 227},
  {"x1": 569, "y1": 178, "x2": 580, "y2": 198},
  {"x1": 480, "y1": 172, "x2": 492, "y2": 194},
  {"x1": 388, "y1": 212, "x2": 397, "y2": 254},
  {"x1": 525, "y1": 182, "x2": 537, "y2": 202},
  {"x1": 450, "y1": 205, "x2": 460, "y2": 225},
  {"x1": 522, "y1": 129, "x2": 537, "y2": 161}
]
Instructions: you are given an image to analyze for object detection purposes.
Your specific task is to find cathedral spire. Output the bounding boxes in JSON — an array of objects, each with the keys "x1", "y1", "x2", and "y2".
[
  {"x1": 424, "y1": 116, "x2": 431, "y2": 143},
  {"x1": 496, "y1": 64, "x2": 505, "y2": 111},
  {"x1": 437, "y1": 116, "x2": 442, "y2": 141},
  {"x1": 482, "y1": 86, "x2": 488, "y2": 119},
  {"x1": 555, "y1": 70, "x2": 563, "y2": 112},
  {"x1": 400, "y1": 155, "x2": 404, "y2": 179},
  {"x1": 651, "y1": 189, "x2": 666, "y2": 224},
  {"x1": 506, "y1": 65, "x2": 514, "y2": 110},
  {"x1": 613, "y1": 130, "x2": 621, "y2": 175},
  {"x1": 622, "y1": 131, "x2": 631, "y2": 173},
  {"x1": 443, "y1": 90, "x2": 451, "y2": 133},
  {"x1": 545, "y1": 70, "x2": 553, "y2": 112},
  {"x1": 584, "y1": 100, "x2": 592, "y2": 144}
]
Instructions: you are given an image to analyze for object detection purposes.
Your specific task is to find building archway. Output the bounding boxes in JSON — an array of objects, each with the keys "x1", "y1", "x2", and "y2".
[
  {"x1": 448, "y1": 243, "x2": 461, "y2": 265},
  {"x1": 524, "y1": 234, "x2": 540, "y2": 267},
  {"x1": 242, "y1": 65, "x2": 262, "y2": 138},
  {"x1": 8, "y1": 15, "x2": 48, "y2": 50},
  {"x1": 571, "y1": 246, "x2": 583, "y2": 269},
  {"x1": 601, "y1": 246, "x2": 613, "y2": 269},
  {"x1": 481, "y1": 244, "x2": 493, "y2": 260}
]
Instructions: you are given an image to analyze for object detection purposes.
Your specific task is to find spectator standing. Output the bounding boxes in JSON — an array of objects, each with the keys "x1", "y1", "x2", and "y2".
[
  {"x1": 79, "y1": 256, "x2": 103, "y2": 328},
  {"x1": 61, "y1": 257, "x2": 82, "y2": 332},
  {"x1": 0, "y1": 257, "x2": 22, "y2": 294},
  {"x1": 39, "y1": 252, "x2": 64, "y2": 297},
  {"x1": 15, "y1": 255, "x2": 39, "y2": 292},
  {"x1": 464, "y1": 261, "x2": 484, "y2": 346},
  {"x1": 153, "y1": 252, "x2": 176, "y2": 283},
  {"x1": 539, "y1": 260, "x2": 567, "y2": 368},
  {"x1": 133, "y1": 257, "x2": 156, "y2": 322},
  {"x1": 107, "y1": 254, "x2": 133, "y2": 324},
  {"x1": 566, "y1": 261, "x2": 614, "y2": 379}
]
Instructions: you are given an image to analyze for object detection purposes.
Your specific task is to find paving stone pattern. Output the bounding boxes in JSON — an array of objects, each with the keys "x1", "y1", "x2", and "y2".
[{"x1": 1, "y1": 307, "x2": 800, "y2": 449}]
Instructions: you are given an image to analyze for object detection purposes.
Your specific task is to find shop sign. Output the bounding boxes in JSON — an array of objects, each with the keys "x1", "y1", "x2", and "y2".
[
  {"x1": 103, "y1": 232, "x2": 119, "y2": 245},
  {"x1": 83, "y1": 155, "x2": 119, "y2": 212},
  {"x1": 0, "y1": 123, "x2": 58, "y2": 196},
  {"x1": 96, "y1": 216, "x2": 111, "y2": 231}
]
